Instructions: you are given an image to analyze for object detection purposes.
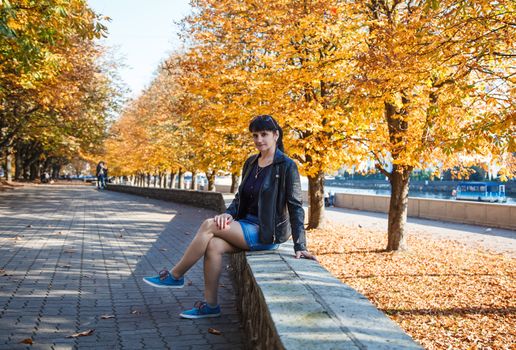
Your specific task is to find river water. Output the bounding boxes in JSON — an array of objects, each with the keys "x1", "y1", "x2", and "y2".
[
  {"x1": 214, "y1": 176, "x2": 515, "y2": 205},
  {"x1": 298, "y1": 178, "x2": 516, "y2": 205},
  {"x1": 318, "y1": 185, "x2": 516, "y2": 205}
]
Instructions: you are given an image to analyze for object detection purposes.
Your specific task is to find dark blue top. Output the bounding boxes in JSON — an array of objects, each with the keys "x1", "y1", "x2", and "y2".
[{"x1": 241, "y1": 162, "x2": 272, "y2": 216}]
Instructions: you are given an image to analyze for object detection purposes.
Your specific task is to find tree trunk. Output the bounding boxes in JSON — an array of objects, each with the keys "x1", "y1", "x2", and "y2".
[
  {"x1": 29, "y1": 162, "x2": 38, "y2": 181},
  {"x1": 6, "y1": 148, "x2": 12, "y2": 181},
  {"x1": 191, "y1": 172, "x2": 197, "y2": 190},
  {"x1": 22, "y1": 163, "x2": 29, "y2": 180},
  {"x1": 386, "y1": 167, "x2": 411, "y2": 251},
  {"x1": 307, "y1": 170, "x2": 325, "y2": 229},
  {"x1": 178, "y1": 168, "x2": 184, "y2": 189},
  {"x1": 51, "y1": 164, "x2": 61, "y2": 179},
  {"x1": 230, "y1": 172, "x2": 240, "y2": 193},
  {"x1": 14, "y1": 151, "x2": 22, "y2": 180},
  {"x1": 206, "y1": 170, "x2": 216, "y2": 191},
  {"x1": 170, "y1": 171, "x2": 178, "y2": 188}
]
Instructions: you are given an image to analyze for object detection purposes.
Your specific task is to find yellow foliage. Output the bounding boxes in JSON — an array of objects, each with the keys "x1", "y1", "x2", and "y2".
[{"x1": 105, "y1": 0, "x2": 515, "y2": 184}]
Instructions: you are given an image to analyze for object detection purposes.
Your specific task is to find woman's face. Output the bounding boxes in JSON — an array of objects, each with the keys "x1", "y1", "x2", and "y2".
[{"x1": 252, "y1": 130, "x2": 277, "y2": 153}]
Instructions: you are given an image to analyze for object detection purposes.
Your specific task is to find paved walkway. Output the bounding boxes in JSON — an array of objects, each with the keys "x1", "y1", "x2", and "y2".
[{"x1": 0, "y1": 186, "x2": 244, "y2": 350}]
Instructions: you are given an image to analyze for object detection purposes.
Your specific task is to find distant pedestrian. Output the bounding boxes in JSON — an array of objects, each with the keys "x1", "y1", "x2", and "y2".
[
  {"x1": 142, "y1": 114, "x2": 317, "y2": 319},
  {"x1": 96, "y1": 161, "x2": 107, "y2": 189},
  {"x1": 40, "y1": 171, "x2": 50, "y2": 184},
  {"x1": 329, "y1": 191, "x2": 335, "y2": 207},
  {"x1": 324, "y1": 191, "x2": 330, "y2": 207}
]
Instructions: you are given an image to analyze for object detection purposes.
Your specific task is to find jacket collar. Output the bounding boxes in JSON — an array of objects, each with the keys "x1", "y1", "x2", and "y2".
[{"x1": 251, "y1": 148, "x2": 286, "y2": 166}]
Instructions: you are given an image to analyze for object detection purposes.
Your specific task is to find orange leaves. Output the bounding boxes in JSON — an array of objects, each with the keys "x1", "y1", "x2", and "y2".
[
  {"x1": 105, "y1": 0, "x2": 513, "y2": 221},
  {"x1": 207, "y1": 327, "x2": 222, "y2": 335},
  {"x1": 309, "y1": 224, "x2": 516, "y2": 349},
  {"x1": 1, "y1": 1, "x2": 118, "y2": 167}
]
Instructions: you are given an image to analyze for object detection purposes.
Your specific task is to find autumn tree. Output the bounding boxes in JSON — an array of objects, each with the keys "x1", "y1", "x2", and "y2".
[
  {"x1": 342, "y1": 0, "x2": 515, "y2": 250},
  {"x1": 1, "y1": 0, "x2": 117, "y2": 179},
  {"x1": 181, "y1": 0, "x2": 359, "y2": 221}
]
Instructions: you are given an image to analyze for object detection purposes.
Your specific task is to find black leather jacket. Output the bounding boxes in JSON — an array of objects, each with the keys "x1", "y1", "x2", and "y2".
[{"x1": 226, "y1": 149, "x2": 307, "y2": 252}]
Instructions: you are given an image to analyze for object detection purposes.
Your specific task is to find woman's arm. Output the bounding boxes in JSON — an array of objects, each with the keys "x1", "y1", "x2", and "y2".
[{"x1": 285, "y1": 160, "x2": 307, "y2": 252}]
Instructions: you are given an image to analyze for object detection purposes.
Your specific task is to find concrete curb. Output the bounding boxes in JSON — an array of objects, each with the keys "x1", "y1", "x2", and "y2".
[
  {"x1": 107, "y1": 184, "x2": 227, "y2": 213},
  {"x1": 233, "y1": 243, "x2": 424, "y2": 350}
]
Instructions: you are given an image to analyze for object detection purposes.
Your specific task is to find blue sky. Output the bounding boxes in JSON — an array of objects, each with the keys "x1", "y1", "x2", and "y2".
[{"x1": 87, "y1": 0, "x2": 192, "y2": 98}]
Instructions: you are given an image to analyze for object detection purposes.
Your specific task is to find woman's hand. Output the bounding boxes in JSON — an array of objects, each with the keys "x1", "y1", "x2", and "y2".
[
  {"x1": 295, "y1": 250, "x2": 318, "y2": 261},
  {"x1": 214, "y1": 213, "x2": 234, "y2": 230}
]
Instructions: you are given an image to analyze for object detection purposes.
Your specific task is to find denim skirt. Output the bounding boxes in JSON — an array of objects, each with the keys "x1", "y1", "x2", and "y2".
[{"x1": 237, "y1": 214, "x2": 279, "y2": 251}]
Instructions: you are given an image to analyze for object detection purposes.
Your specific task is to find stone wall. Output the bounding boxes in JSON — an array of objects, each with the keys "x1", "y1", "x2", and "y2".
[
  {"x1": 334, "y1": 193, "x2": 516, "y2": 230},
  {"x1": 107, "y1": 184, "x2": 226, "y2": 213},
  {"x1": 231, "y1": 252, "x2": 284, "y2": 350},
  {"x1": 231, "y1": 244, "x2": 423, "y2": 350}
]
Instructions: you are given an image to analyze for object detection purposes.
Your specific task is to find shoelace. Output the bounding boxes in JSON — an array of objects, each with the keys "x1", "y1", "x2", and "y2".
[
  {"x1": 158, "y1": 268, "x2": 170, "y2": 281},
  {"x1": 194, "y1": 301, "x2": 207, "y2": 311}
]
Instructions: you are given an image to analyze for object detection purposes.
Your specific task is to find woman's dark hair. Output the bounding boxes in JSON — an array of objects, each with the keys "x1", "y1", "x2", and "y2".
[{"x1": 248, "y1": 115, "x2": 284, "y2": 152}]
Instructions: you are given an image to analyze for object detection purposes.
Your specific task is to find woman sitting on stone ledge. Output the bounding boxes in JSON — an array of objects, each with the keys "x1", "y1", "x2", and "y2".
[{"x1": 143, "y1": 114, "x2": 317, "y2": 318}]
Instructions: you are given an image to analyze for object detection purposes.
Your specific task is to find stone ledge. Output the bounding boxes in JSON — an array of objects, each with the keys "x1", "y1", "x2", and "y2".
[
  {"x1": 232, "y1": 242, "x2": 423, "y2": 350},
  {"x1": 107, "y1": 184, "x2": 226, "y2": 213}
]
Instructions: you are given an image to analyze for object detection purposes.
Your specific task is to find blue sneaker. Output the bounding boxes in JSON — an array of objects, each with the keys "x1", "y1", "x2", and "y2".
[
  {"x1": 180, "y1": 301, "x2": 221, "y2": 319},
  {"x1": 142, "y1": 269, "x2": 184, "y2": 288}
]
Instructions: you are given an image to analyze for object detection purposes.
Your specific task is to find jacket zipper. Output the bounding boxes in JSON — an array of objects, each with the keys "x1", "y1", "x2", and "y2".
[
  {"x1": 271, "y1": 165, "x2": 280, "y2": 243},
  {"x1": 276, "y1": 217, "x2": 288, "y2": 227}
]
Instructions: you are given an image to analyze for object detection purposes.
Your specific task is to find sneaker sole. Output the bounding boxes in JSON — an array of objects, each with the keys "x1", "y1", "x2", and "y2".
[
  {"x1": 142, "y1": 278, "x2": 184, "y2": 289},
  {"x1": 180, "y1": 313, "x2": 221, "y2": 319}
]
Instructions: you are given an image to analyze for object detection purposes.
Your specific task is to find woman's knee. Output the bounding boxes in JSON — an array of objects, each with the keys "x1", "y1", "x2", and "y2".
[
  {"x1": 199, "y1": 218, "x2": 217, "y2": 234},
  {"x1": 206, "y1": 238, "x2": 226, "y2": 257}
]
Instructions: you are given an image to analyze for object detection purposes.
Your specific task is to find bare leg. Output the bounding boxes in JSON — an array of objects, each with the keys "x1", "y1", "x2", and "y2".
[
  {"x1": 171, "y1": 218, "x2": 247, "y2": 278},
  {"x1": 203, "y1": 237, "x2": 238, "y2": 305}
]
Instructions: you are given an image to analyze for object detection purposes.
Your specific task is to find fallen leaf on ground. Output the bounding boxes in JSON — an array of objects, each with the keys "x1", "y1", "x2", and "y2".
[
  {"x1": 208, "y1": 328, "x2": 222, "y2": 335},
  {"x1": 308, "y1": 224, "x2": 516, "y2": 350},
  {"x1": 100, "y1": 315, "x2": 115, "y2": 319},
  {"x1": 66, "y1": 329, "x2": 95, "y2": 338},
  {"x1": 19, "y1": 338, "x2": 33, "y2": 344}
]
